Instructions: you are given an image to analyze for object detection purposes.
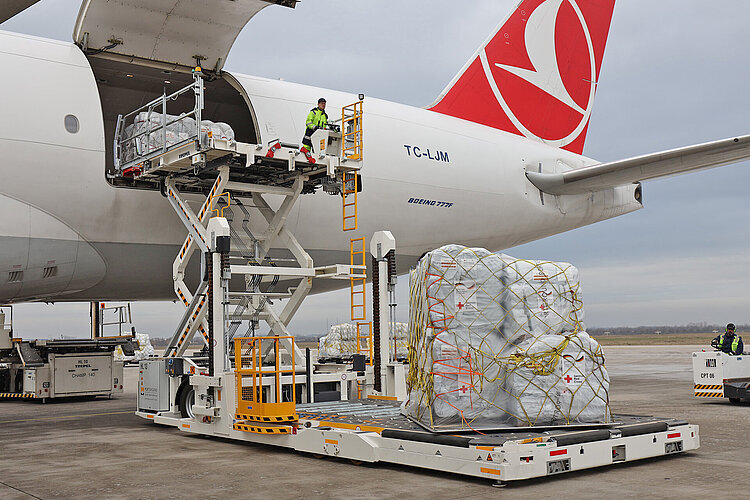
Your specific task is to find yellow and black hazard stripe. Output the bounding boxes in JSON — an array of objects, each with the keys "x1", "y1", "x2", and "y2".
[
  {"x1": 694, "y1": 384, "x2": 723, "y2": 390},
  {"x1": 233, "y1": 422, "x2": 291, "y2": 434},
  {"x1": 235, "y1": 413, "x2": 297, "y2": 423},
  {"x1": 0, "y1": 392, "x2": 36, "y2": 399},
  {"x1": 694, "y1": 391, "x2": 724, "y2": 398}
]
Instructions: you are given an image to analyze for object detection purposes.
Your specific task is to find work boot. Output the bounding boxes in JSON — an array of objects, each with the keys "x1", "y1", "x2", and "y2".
[{"x1": 301, "y1": 146, "x2": 316, "y2": 164}]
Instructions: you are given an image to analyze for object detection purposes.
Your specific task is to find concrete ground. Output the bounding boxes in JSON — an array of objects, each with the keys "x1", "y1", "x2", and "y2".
[{"x1": 1, "y1": 345, "x2": 747, "y2": 499}]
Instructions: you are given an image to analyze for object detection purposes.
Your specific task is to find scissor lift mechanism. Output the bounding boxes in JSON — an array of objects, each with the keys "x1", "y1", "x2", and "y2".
[{"x1": 125, "y1": 73, "x2": 699, "y2": 484}]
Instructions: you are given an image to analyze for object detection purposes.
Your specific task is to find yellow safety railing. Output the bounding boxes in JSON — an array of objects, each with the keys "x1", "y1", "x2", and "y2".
[
  {"x1": 234, "y1": 336, "x2": 297, "y2": 423},
  {"x1": 341, "y1": 100, "x2": 363, "y2": 160},
  {"x1": 342, "y1": 171, "x2": 358, "y2": 231},
  {"x1": 210, "y1": 192, "x2": 231, "y2": 217},
  {"x1": 350, "y1": 237, "x2": 367, "y2": 321},
  {"x1": 356, "y1": 321, "x2": 373, "y2": 365}
]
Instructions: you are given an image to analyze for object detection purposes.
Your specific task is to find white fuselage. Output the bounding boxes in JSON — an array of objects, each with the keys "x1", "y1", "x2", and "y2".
[{"x1": 0, "y1": 31, "x2": 641, "y2": 302}]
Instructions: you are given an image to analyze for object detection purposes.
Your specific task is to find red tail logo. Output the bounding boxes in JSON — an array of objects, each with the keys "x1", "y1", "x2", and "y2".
[{"x1": 429, "y1": 0, "x2": 616, "y2": 154}]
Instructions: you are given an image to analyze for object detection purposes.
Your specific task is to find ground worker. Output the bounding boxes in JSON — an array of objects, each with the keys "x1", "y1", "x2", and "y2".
[
  {"x1": 711, "y1": 323, "x2": 744, "y2": 355},
  {"x1": 300, "y1": 98, "x2": 328, "y2": 163}
]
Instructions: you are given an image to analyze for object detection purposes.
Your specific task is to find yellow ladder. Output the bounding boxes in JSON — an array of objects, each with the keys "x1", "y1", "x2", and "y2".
[
  {"x1": 342, "y1": 171, "x2": 358, "y2": 231},
  {"x1": 349, "y1": 237, "x2": 367, "y2": 321},
  {"x1": 341, "y1": 100, "x2": 363, "y2": 160},
  {"x1": 356, "y1": 321, "x2": 373, "y2": 365}
]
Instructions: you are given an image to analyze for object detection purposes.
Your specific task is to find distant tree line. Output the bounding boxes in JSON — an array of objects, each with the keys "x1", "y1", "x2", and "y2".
[{"x1": 588, "y1": 323, "x2": 748, "y2": 336}]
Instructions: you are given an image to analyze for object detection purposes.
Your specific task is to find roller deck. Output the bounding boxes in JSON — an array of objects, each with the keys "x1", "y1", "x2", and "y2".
[{"x1": 139, "y1": 398, "x2": 698, "y2": 483}]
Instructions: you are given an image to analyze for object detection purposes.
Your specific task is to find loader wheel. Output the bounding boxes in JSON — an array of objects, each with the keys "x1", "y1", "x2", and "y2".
[
  {"x1": 178, "y1": 383, "x2": 196, "y2": 418},
  {"x1": 728, "y1": 397, "x2": 742, "y2": 404}
]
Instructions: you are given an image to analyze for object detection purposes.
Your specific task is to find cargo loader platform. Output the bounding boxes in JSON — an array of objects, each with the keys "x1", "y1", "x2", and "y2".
[
  {"x1": 111, "y1": 70, "x2": 359, "y2": 195},
  {"x1": 125, "y1": 71, "x2": 698, "y2": 485},
  {"x1": 139, "y1": 398, "x2": 698, "y2": 484}
]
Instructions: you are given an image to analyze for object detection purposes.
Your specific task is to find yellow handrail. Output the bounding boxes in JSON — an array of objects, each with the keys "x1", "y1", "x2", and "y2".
[
  {"x1": 209, "y1": 192, "x2": 231, "y2": 217},
  {"x1": 350, "y1": 237, "x2": 367, "y2": 321},
  {"x1": 356, "y1": 321, "x2": 373, "y2": 365},
  {"x1": 341, "y1": 100, "x2": 363, "y2": 160},
  {"x1": 342, "y1": 171, "x2": 358, "y2": 231},
  {"x1": 234, "y1": 336, "x2": 297, "y2": 422}
]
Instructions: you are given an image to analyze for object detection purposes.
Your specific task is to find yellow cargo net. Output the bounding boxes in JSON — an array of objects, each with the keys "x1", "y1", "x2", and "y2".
[{"x1": 405, "y1": 246, "x2": 610, "y2": 431}]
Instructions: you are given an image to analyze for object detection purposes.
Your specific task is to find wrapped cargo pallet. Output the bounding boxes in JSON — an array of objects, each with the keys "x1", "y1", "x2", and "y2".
[
  {"x1": 318, "y1": 323, "x2": 359, "y2": 360},
  {"x1": 122, "y1": 112, "x2": 235, "y2": 163},
  {"x1": 504, "y1": 332, "x2": 610, "y2": 426},
  {"x1": 318, "y1": 322, "x2": 410, "y2": 361},
  {"x1": 392, "y1": 322, "x2": 409, "y2": 360},
  {"x1": 403, "y1": 245, "x2": 610, "y2": 430},
  {"x1": 114, "y1": 332, "x2": 155, "y2": 363}
]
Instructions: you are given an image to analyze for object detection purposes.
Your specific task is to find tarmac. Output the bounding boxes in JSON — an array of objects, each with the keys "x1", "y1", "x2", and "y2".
[{"x1": 0, "y1": 345, "x2": 747, "y2": 499}]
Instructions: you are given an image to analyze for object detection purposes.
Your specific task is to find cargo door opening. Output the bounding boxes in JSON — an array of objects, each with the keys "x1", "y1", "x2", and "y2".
[{"x1": 88, "y1": 56, "x2": 259, "y2": 189}]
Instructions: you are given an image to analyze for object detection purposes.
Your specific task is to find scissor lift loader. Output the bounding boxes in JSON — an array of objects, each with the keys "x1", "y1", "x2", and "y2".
[{"x1": 121, "y1": 72, "x2": 699, "y2": 484}]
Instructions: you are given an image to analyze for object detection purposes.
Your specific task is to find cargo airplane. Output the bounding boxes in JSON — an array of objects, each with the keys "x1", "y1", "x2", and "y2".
[{"x1": 1, "y1": 0, "x2": 749, "y2": 304}]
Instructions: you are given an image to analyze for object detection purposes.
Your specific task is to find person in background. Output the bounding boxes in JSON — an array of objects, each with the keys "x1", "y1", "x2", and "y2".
[
  {"x1": 300, "y1": 98, "x2": 328, "y2": 163},
  {"x1": 711, "y1": 323, "x2": 744, "y2": 355}
]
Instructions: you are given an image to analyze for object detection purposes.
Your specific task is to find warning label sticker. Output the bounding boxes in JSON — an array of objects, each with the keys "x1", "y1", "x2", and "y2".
[
  {"x1": 440, "y1": 345, "x2": 472, "y2": 397},
  {"x1": 440, "y1": 258, "x2": 457, "y2": 269},
  {"x1": 454, "y1": 281, "x2": 477, "y2": 312},
  {"x1": 458, "y1": 254, "x2": 478, "y2": 270},
  {"x1": 561, "y1": 355, "x2": 585, "y2": 387}
]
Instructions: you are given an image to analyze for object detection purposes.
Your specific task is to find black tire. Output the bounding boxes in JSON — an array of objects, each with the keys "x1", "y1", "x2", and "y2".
[
  {"x1": 14, "y1": 371, "x2": 23, "y2": 392},
  {"x1": 178, "y1": 383, "x2": 195, "y2": 418},
  {"x1": 729, "y1": 397, "x2": 742, "y2": 404}
]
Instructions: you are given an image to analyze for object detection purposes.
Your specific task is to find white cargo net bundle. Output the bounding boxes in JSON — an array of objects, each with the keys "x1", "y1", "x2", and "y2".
[
  {"x1": 403, "y1": 245, "x2": 610, "y2": 431},
  {"x1": 318, "y1": 323, "x2": 409, "y2": 361},
  {"x1": 122, "y1": 112, "x2": 235, "y2": 163},
  {"x1": 114, "y1": 332, "x2": 155, "y2": 362}
]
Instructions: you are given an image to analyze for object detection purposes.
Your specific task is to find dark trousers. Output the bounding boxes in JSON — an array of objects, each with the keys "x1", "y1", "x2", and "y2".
[{"x1": 302, "y1": 127, "x2": 315, "y2": 150}]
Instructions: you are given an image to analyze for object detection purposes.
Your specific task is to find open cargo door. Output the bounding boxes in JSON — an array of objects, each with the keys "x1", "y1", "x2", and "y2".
[
  {"x1": 1, "y1": 0, "x2": 42, "y2": 23},
  {"x1": 73, "y1": 0, "x2": 297, "y2": 71}
]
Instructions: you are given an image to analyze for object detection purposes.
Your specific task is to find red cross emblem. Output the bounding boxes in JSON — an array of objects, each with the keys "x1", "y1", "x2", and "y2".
[
  {"x1": 564, "y1": 375, "x2": 573, "y2": 383},
  {"x1": 460, "y1": 385, "x2": 469, "y2": 393},
  {"x1": 457, "y1": 302, "x2": 464, "y2": 310}
]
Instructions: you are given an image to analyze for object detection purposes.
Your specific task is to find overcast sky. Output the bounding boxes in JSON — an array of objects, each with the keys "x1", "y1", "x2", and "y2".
[{"x1": 2, "y1": 0, "x2": 749, "y2": 339}]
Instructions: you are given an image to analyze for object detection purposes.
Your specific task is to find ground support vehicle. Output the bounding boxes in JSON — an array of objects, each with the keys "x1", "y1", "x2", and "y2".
[
  {"x1": 0, "y1": 309, "x2": 134, "y2": 400},
  {"x1": 128, "y1": 77, "x2": 698, "y2": 483},
  {"x1": 134, "y1": 202, "x2": 699, "y2": 483},
  {"x1": 693, "y1": 349, "x2": 750, "y2": 403}
]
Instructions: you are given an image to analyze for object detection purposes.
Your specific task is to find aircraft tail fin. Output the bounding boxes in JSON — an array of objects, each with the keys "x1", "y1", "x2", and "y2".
[{"x1": 428, "y1": 0, "x2": 616, "y2": 154}]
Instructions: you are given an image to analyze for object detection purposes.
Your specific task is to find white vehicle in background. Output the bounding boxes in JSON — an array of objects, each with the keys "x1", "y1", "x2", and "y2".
[
  {"x1": 0, "y1": 306, "x2": 132, "y2": 400},
  {"x1": 692, "y1": 350, "x2": 750, "y2": 404}
]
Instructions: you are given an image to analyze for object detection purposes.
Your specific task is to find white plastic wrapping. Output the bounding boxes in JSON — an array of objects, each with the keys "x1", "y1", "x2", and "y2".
[
  {"x1": 403, "y1": 245, "x2": 609, "y2": 430},
  {"x1": 121, "y1": 112, "x2": 235, "y2": 163},
  {"x1": 317, "y1": 322, "x2": 409, "y2": 361},
  {"x1": 114, "y1": 332, "x2": 156, "y2": 363},
  {"x1": 504, "y1": 332, "x2": 610, "y2": 426}
]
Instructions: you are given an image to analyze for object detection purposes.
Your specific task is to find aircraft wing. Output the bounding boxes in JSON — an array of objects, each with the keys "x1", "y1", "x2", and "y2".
[
  {"x1": 526, "y1": 134, "x2": 750, "y2": 195},
  {"x1": 1, "y1": 0, "x2": 41, "y2": 23}
]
